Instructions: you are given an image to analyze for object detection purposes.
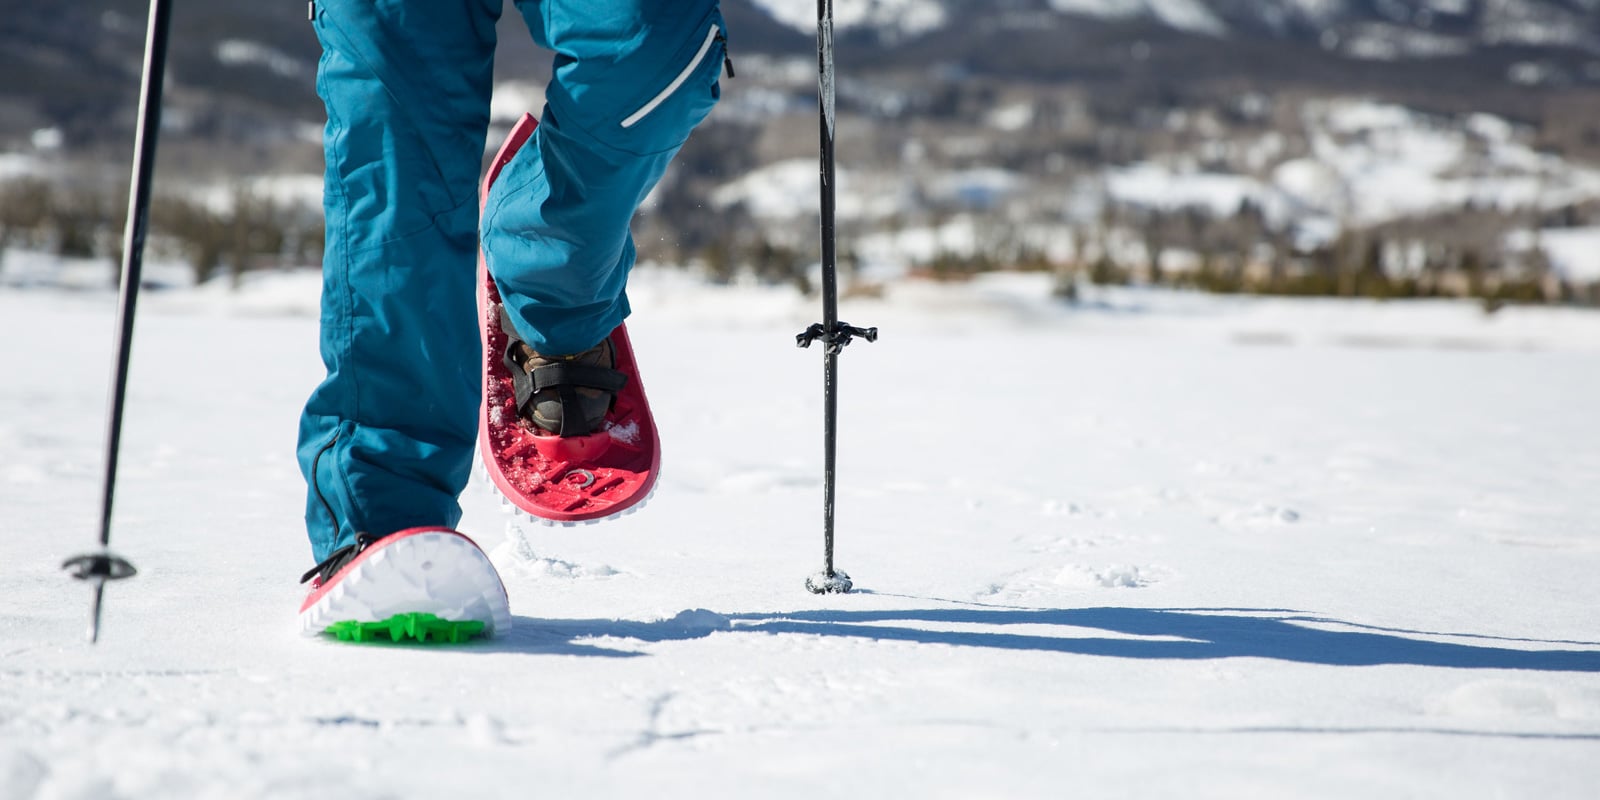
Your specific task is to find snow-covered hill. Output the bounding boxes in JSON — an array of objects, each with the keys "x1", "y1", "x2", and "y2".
[
  {"x1": 1104, "y1": 99, "x2": 1600, "y2": 241},
  {"x1": 746, "y1": 0, "x2": 1600, "y2": 58}
]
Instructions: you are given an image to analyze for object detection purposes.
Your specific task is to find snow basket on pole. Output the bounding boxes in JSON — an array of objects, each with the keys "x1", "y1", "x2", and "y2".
[{"x1": 63, "y1": 0, "x2": 172, "y2": 643}]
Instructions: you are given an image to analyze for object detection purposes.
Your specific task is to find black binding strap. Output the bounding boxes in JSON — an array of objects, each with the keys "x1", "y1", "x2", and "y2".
[
  {"x1": 500, "y1": 308, "x2": 627, "y2": 436},
  {"x1": 300, "y1": 532, "x2": 380, "y2": 585},
  {"x1": 529, "y1": 362, "x2": 628, "y2": 394}
]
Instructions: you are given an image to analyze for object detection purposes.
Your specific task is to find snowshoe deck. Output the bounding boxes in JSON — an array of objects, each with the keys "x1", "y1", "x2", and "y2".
[{"x1": 477, "y1": 114, "x2": 662, "y2": 526}]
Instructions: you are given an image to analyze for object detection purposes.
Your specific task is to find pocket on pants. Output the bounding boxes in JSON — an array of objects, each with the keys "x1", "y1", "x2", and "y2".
[
  {"x1": 545, "y1": 4, "x2": 727, "y2": 157},
  {"x1": 619, "y1": 21, "x2": 725, "y2": 130}
]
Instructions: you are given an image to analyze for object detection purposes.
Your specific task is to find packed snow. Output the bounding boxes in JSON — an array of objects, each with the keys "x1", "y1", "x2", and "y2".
[{"x1": 3, "y1": 264, "x2": 1600, "y2": 798}]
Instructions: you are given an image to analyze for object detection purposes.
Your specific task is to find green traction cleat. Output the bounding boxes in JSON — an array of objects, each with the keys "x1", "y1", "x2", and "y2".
[{"x1": 324, "y1": 613, "x2": 488, "y2": 644}]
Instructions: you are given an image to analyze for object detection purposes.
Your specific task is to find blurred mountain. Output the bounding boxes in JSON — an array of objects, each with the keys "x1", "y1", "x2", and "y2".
[
  {"x1": 750, "y1": 0, "x2": 1600, "y2": 53},
  {"x1": 6, "y1": 1, "x2": 1600, "y2": 152},
  {"x1": 7, "y1": 0, "x2": 1600, "y2": 302}
]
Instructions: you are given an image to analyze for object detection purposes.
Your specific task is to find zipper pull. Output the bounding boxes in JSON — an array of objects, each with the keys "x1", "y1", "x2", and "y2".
[{"x1": 717, "y1": 33, "x2": 736, "y2": 78}]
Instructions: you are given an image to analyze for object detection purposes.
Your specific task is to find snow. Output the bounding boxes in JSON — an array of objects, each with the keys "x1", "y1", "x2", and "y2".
[
  {"x1": 186, "y1": 175, "x2": 325, "y2": 216},
  {"x1": 1048, "y1": 0, "x2": 1228, "y2": 36},
  {"x1": 0, "y1": 248, "x2": 193, "y2": 292},
  {"x1": 1480, "y1": 0, "x2": 1599, "y2": 49},
  {"x1": 215, "y1": 40, "x2": 309, "y2": 79},
  {"x1": 30, "y1": 129, "x2": 63, "y2": 152},
  {"x1": 928, "y1": 168, "x2": 1025, "y2": 210},
  {"x1": 747, "y1": 0, "x2": 948, "y2": 40},
  {"x1": 1101, "y1": 100, "x2": 1600, "y2": 248},
  {"x1": 490, "y1": 81, "x2": 547, "y2": 124},
  {"x1": 4, "y1": 265, "x2": 1600, "y2": 798},
  {"x1": 1106, "y1": 163, "x2": 1266, "y2": 217},
  {"x1": 1300, "y1": 101, "x2": 1600, "y2": 224},
  {"x1": 854, "y1": 215, "x2": 985, "y2": 266},
  {"x1": 710, "y1": 158, "x2": 905, "y2": 221},
  {"x1": 1505, "y1": 227, "x2": 1600, "y2": 282},
  {"x1": 0, "y1": 153, "x2": 41, "y2": 181},
  {"x1": 1337, "y1": 24, "x2": 1472, "y2": 61},
  {"x1": 672, "y1": 136, "x2": 1552, "y2": 263},
  {"x1": 985, "y1": 102, "x2": 1035, "y2": 132},
  {"x1": 751, "y1": 0, "x2": 1600, "y2": 55}
]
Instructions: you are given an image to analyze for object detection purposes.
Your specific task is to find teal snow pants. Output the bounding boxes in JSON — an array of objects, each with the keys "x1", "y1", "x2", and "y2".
[{"x1": 298, "y1": 0, "x2": 725, "y2": 560}]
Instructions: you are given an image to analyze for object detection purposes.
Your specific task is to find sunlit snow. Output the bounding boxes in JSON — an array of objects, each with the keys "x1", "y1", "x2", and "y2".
[{"x1": 2, "y1": 263, "x2": 1598, "y2": 797}]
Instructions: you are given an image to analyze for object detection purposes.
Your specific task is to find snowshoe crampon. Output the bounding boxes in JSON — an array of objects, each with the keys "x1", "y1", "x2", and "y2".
[
  {"x1": 299, "y1": 527, "x2": 511, "y2": 643},
  {"x1": 477, "y1": 113, "x2": 662, "y2": 526}
]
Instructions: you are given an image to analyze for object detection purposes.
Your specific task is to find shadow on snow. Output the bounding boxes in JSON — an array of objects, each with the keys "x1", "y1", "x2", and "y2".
[{"x1": 476, "y1": 602, "x2": 1600, "y2": 672}]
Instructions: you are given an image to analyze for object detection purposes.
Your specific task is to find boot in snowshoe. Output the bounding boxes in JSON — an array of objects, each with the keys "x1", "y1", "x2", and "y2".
[{"x1": 500, "y1": 308, "x2": 625, "y2": 438}]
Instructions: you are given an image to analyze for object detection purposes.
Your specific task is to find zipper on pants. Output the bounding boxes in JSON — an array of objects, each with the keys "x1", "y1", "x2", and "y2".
[
  {"x1": 620, "y1": 24, "x2": 724, "y2": 129},
  {"x1": 311, "y1": 430, "x2": 341, "y2": 533}
]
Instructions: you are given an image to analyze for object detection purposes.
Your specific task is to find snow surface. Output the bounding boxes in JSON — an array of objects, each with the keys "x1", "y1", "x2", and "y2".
[{"x1": 4, "y1": 267, "x2": 1600, "y2": 798}]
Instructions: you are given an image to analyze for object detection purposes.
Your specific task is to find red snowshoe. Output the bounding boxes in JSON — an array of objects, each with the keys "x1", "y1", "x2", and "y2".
[{"x1": 477, "y1": 113, "x2": 662, "y2": 526}]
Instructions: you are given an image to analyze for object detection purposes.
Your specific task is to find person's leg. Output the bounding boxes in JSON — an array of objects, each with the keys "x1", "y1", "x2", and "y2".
[
  {"x1": 298, "y1": 0, "x2": 500, "y2": 562},
  {"x1": 484, "y1": 0, "x2": 727, "y2": 357}
]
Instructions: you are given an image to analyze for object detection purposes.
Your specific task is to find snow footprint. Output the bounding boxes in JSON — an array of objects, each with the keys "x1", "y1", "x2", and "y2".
[
  {"x1": 491, "y1": 523, "x2": 621, "y2": 580},
  {"x1": 1052, "y1": 563, "x2": 1162, "y2": 589},
  {"x1": 978, "y1": 562, "x2": 1168, "y2": 600},
  {"x1": 1213, "y1": 503, "x2": 1302, "y2": 528},
  {"x1": 1430, "y1": 680, "x2": 1600, "y2": 721}
]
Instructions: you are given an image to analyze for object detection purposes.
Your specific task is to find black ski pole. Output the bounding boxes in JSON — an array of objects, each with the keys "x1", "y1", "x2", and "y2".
[
  {"x1": 797, "y1": 0, "x2": 877, "y2": 594},
  {"x1": 62, "y1": 0, "x2": 173, "y2": 643}
]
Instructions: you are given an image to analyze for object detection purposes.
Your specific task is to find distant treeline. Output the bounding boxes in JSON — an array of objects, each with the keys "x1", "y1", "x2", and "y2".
[
  {"x1": 900, "y1": 199, "x2": 1600, "y2": 311},
  {"x1": 0, "y1": 178, "x2": 323, "y2": 285},
  {"x1": 5, "y1": 175, "x2": 1598, "y2": 311}
]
